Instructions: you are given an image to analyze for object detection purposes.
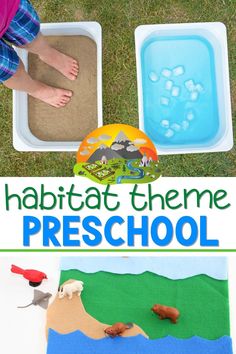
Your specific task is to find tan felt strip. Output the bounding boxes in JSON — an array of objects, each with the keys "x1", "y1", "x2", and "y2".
[
  {"x1": 46, "y1": 280, "x2": 148, "y2": 340},
  {"x1": 28, "y1": 35, "x2": 97, "y2": 142}
]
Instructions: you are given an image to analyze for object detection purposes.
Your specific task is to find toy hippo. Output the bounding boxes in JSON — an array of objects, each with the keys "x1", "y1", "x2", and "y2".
[
  {"x1": 104, "y1": 322, "x2": 133, "y2": 337},
  {"x1": 58, "y1": 280, "x2": 84, "y2": 300},
  {"x1": 151, "y1": 304, "x2": 180, "y2": 324}
]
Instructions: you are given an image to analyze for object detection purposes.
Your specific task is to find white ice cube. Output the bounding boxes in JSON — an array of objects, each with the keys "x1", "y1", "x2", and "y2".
[
  {"x1": 172, "y1": 86, "x2": 180, "y2": 97},
  {"x1": 171, "y1": 123, "x2": 181, "y2": 132},
  {"x1": 161, "y1": 68, "x2": 172, "y2": 78},
  {"x1": 185, "y1": 80, "x2": 195, "y2": 92},
  {"x1": 173, "y1": 66, "x2": 184, "y2": 76},
  {"x1": 165, "y1": 129, "x2": 174, "y2": 138},
  {"x1": 149, "y1": 71, "x2": 158, "y2": 82},
  {"x1": 190, "y1": 91, "x2": 199, "y2": 101},
  {"x1": 182, "y1": 120, "x2": 190, "y2": 130},
  {"x1": 195, "y1": 83, "x2": 204, "y2": 93},
  {"x1": 187, "y1": 110, "x2": 195, "y2": 121},
  {"x1": 165, "y1": 80, "x2": 173, "y2": 91},
  {"x1": 160, "y1": 119, "x2": 170, "y2": 128},
  {"x1": 160, "y1": 97, "x2": 170, "y2": 106}
]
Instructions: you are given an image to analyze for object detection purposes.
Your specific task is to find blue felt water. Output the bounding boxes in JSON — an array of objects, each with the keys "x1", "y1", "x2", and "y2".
[
  {"x1": 141, "y1": 35, "x2": 220, "y2": 148},
  {"x1": 47, "y1": 330, "x2": 233, "y2": 354}
]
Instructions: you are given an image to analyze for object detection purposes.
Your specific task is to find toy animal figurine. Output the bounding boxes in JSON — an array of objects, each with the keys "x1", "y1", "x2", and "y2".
[
  {"x1": 58, "y1": 280, "x2": 84, "y2": 300},
  {"x1": 11, "y1": 265, "x2": 48, "y2": 287},
  {"x1": 17, "y1": 290, "x2": 52, "y2": 310},
  {"x1": 151, "y1": 304, "x2": 180, "y2": 324},
  {"x1": 104, "y1": 322, "x2": 133, "y2": 337}
]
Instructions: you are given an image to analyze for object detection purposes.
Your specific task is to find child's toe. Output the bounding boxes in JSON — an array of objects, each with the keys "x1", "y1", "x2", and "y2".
[
  {"x1": 69, "y1": 74, "x2": 77, "y2": 80},
  {"x1": 64, "y1": 90, "x2": 73, "y2": 97},
  {"x1": 72, "y1": 60, "x2": 79, "y2": 67},
  {"x1": 62, "y1": 96, "x2": 71, "y2": 104},
  {"x1": 71, "y1": 68, "x2": 78, "y2": 76}
]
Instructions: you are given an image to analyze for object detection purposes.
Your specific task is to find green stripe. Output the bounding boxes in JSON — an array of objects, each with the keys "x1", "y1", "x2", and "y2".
[{"x1": 0, "y1": 249, "x2": 236, "y2": 252}]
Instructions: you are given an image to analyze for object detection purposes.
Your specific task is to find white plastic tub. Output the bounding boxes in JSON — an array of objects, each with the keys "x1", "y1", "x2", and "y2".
[
  {"x1": 135, "y1": 22, "x2": 233, "y2": 155},
  {"x1": 13, "y1": 22, "x2": 102, "y2": 152}
]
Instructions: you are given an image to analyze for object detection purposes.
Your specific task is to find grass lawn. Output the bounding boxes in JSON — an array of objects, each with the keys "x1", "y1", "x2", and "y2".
[{"x1": 0, "y1": 0, "x2": 235, "y2": 176}]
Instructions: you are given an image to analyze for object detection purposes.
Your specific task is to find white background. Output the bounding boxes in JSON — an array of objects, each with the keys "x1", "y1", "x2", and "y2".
[
  {"x1": 0, "y1": 177, "x2": 236, "y2": 353},
  {"x1": 0, "y1": 177, "x2": 235, "y2": 250}
]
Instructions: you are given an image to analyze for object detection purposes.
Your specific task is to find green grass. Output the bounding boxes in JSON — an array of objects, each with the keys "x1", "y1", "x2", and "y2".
[
  {"x1": 0, "y1": 0, "x2": 236, "y2": 176},
  {"x1": 60, "y1": 270, "x2": 230, "y2": 339}
]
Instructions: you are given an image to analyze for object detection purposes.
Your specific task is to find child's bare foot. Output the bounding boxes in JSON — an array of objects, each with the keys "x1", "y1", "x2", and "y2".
[
  {"x1": 29, "y1": 81, "x2": 73, "y2": 108},
  {"x1": 39, "y1": 48, "x2": 79, "y2": 81},
  {"x1": 3, "y1": 59, "x2": 73, "y2": 108}
]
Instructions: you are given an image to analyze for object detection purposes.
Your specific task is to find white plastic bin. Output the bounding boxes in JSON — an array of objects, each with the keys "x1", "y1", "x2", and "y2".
[
  {"x1": 13, "y1": 22, "x2": 102, "y2": 152},
  {"x1": 135, "y1": 22, "x2": 233, "y2": 155}
]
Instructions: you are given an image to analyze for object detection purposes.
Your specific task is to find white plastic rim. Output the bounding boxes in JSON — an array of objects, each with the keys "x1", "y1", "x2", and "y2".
[
  {"x1": 135, "y1": 22, "x2": 233, "y2": 155},
  {"x1": 13, "y1": 22, "x2": 103, "y2": 152}
]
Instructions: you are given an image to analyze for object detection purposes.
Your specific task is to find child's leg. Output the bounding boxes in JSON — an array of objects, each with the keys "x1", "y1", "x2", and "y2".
[
  {"x1": 3, "y1": 0, "x2": 78, "y2": 81},
  {"x1": 4, "y1": 60, "x2": 73, "y2": 108},
  {"x1": 1, "y1": 0, "x2": 74, "y2": 107},
  {"x1": 21, "y1": 33, "x2": 79, "y2": 81}
]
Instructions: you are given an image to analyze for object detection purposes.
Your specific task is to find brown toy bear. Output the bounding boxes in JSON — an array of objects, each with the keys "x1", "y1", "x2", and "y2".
[
  {"x1": 151, "y1": 304, "x2": 180, "y2": 324},
  {"x1": 104, "y1": 322, "x2": 133, "y2": 337}
]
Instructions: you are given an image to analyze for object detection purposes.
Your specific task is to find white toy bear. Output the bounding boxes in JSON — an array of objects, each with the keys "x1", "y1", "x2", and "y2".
[{"x1": 58, "y1": 280, "x2": 84, "y2": 300}]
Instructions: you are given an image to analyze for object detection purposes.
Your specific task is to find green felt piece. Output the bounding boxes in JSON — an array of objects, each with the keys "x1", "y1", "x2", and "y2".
[{"x1": 60, "y1": 271, "x2": 230, "y2": 340}]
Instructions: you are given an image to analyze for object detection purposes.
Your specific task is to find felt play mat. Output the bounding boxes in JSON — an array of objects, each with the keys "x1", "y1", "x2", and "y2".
[
  {"x1": 46, "y1": 257, "x2": 233, "y2": 354},
  {"x1": 60, "y1": 256, "x2": 228, "y2": 280},
  {"x1": 59, "y1": 270, "x2": 229, "y2": 339},
  {"x1": 47, "y1": 330, "x2": 232, "y2": 354},
  {"x1": 46, "y1": 279, "x2": 147, "y2": 339}
]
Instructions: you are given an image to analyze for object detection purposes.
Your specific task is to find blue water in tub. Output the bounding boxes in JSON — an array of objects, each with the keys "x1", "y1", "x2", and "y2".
[{"x1": 141, "y1": 35, "x2": 220, "y2": 148}]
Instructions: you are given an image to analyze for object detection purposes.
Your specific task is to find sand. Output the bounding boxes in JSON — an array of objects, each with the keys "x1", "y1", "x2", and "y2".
[
  {"x1": 28, "y1": 35, "x2": 97, "y2": 142},
  {"x1": 46, "y1": 280, "x2": 148, "y2": 340}
]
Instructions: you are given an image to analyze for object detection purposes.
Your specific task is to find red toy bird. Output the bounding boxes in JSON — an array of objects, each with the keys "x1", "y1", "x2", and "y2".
[{"x1": 11, "y1": 265, "x2": 48, "y2": 287}]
